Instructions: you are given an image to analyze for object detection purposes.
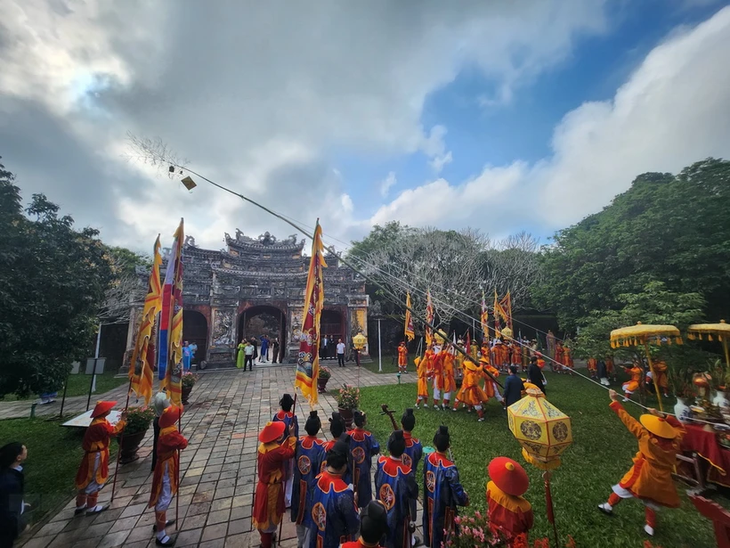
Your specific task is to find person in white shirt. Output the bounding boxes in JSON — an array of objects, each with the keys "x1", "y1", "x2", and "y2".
[{"x1": 336, "y1": 339, "x2": 346, "y2": 367}]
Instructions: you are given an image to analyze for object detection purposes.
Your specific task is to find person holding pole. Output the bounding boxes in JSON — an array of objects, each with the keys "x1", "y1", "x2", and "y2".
[
  {"x1": 253, "y1": 421, "x2": 297, "y2": 548},
  {"x1": 598, "y1": 389, "x2": 685, "y2": 537},
  {"x1": 272, "y1": 394, "x2": 299, "y2": 508},
  {"x1": 74, "y1": 401, "x2": 126, "y2": 515},
  {"x1": 148, "y1": 404, "x2": 187, "y2": 546}
]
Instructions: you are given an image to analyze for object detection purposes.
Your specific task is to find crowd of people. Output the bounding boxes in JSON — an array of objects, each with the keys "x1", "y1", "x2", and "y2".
[
  {"x1": 408, "y1": 338, "x2": 548, "y2": 421},
  {"x1": 250, "y1": 385, "x2": 686, "y2": 548},
  {"x1": 236, "y1": 335, "x2": 282, "y2": 369}
]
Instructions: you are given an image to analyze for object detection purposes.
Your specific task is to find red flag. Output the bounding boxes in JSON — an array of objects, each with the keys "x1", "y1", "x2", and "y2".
[{"x1": 295, "y1": 222, "x2": 327, "y2": 405}]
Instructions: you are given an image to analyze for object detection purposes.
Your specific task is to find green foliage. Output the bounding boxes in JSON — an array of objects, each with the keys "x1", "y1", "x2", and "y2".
[
  {"x1": 122, "y1": 405, "x2": 154, "y2": 435},
  {"x1": 359, "y1": 374, "x2": 717, "y2": 548},
  {"x1": 534, "y1": 158, "x2": 730, "y2": 332},
  {"x1": 317, "y1": 366, "x2": 332, "y2": 381},
  {"x1": 573, "y1": 281, "x2": 705, "y2": 360},
  {"x1": 181, "y1": 372, "x2": 198, "y2": 388},
  {"x1": 0, "y1": 417, "x2": 115, "y2": 526},
  {"x1": 0, "y1": 158, "x2": 113, "y2": 397}
]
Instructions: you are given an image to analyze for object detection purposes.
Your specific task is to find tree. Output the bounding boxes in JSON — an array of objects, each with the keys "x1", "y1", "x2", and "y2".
[
  {"x1": 533, "y1": 158, "x2": 730, "y2": 332},
  {"x1": 0, "y1": 158, "x2": 113, "y2": 397},
  {"x1": 573, "y1": 281, "x2": 706, "y2": 360},
  {"x1": 348, "y1": 223, "x2": 541, "y2": 332}
]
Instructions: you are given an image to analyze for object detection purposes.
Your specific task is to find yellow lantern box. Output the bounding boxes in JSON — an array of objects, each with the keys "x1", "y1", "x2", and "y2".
[
  {"x1": 352, "y1": 332, "x2": 367, "y2": 350},
  {"x1": 508, "y1": 388, "x2": 573, "y2": 469}
]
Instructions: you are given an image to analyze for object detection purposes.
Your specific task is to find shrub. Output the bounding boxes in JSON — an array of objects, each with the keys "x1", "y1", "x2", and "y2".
[
  {"x1": 122, "y1": 406, "x2": 154, "y2": 436},
  {"x1": 336, "y1": 384, "x2": 360, "y2": 409}
]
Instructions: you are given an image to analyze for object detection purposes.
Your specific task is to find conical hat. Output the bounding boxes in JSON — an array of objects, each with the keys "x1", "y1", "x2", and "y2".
[{"x1": 640, "y1": 415, "x2": 677, "y2": 439}]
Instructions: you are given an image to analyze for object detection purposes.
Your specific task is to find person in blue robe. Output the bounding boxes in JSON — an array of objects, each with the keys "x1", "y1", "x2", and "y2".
[
  {"x1": 322, "y1": 413, "x2": 353, "y2": 484},
  {"x1": 308, "y1": 438, "x2": 359, "y2": 548},
  {"x1": 401, "y1": 408, "x2": 423, "y2": 545},
  {"x1": 349, "y1": 411, "x2": 380, "y2": 508},
  {"x1": 292, "y1": 411, "x2": 325, "y2": 548},
  {"x1": 375, "y1": 430, "x2": 419, "y2": 548},
  {"x1": 182, "y1": 341, "x2": 192, "y2": 372},
  {"x1": 272, "y1": 394, "x2": 299, "y2": 507},
  {"x1": 422, "y1": 426, "x2": 469, "y2": 548}
]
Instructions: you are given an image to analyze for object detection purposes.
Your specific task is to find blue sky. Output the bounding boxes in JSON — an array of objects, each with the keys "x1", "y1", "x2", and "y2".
[
  {"x1": 335, "y1": 0, "x2": 728, "y2": 237},
  {"x1": 2, "y1": 1, "x2": 729, "y2": 251}
]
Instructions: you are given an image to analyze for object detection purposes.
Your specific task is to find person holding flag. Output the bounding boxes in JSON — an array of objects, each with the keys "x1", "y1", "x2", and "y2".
[
  {"x1": 148, "y1": 404, "x2": 188, "y2": 546},
  {"x1": 295, "y1": 221, "x2": 327, "y2": 406}
]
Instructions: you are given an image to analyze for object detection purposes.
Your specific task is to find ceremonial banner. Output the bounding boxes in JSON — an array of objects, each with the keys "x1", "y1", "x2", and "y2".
[
  {"x1": 425, "y1": 289, "x2": 434, "y2": 345},
  {"x1": 129, "y1": 236, "x2": 163, "y2": 404},
  {"x1": 494, "y1": 290, "x2": 504, "y2": 339},
  {"x1": 295, "y1": 221, "x2": 328, "y2": 405},
  {"x1": 500, "y1": 291, "x2": 513, "y2": 329},
  {"x1": 480, "y1": 291, "x2": 489, "y2": 340},
  {"x1": 404, "y1": 292, "x2": 415, "y2": 342},
  {"x1": 159, "y1": 219, "x2": 185, "y2": 406}
]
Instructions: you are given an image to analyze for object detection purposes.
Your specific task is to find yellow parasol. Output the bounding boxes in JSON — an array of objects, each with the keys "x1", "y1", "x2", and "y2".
[
  {"x1": 688, "y1": 320, "x2": 730, "y2": 371},
  {"x1": 610, "y1": 322, "x2": 682, "y2": 412}
]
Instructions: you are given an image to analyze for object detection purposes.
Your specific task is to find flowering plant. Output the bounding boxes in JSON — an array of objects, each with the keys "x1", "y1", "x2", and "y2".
[
  {"x1": 181, "y1": 372, "x2": 198, "y2": 388},
  {"x1": 336, "y1": 384, "x2": 360, "y2": 409},
  {"x1": 121, "y1": 406, "x2": 155, "y2": 436},
  {"x1": 318, "y1": 367, "x2": 332, "y2": 381},
  {"x1": 446, "y1": 511, "x2": 576, "y2": 548}
]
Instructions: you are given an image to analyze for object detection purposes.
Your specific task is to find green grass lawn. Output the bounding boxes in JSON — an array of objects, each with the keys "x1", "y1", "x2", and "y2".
[
  {"x1": 358, "y1": 371, "x2": 716, "y2": 548},
  {"x1": 1, "y1": 371, "x2": 128, "y2": 401},
  {"x1": 0, "y1": 417, "x2": 116, "y2": 526}
]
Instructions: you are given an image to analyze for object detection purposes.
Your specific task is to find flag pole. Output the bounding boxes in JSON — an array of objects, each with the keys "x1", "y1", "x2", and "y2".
[{"x1": 110, "y1": 378, "x2": 133, "y2": 502}]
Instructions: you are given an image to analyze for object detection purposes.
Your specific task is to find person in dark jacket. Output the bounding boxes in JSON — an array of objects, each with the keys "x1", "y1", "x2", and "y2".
[
  {"x1": 503, "y1": 366, "x2": 525, "y2": 408},
  {"x1": 0, "y1": 442, "x2": 29, "y2": 548},
  {"x1": 528, "y1": 357, "x2": 546, "y2": 395}
]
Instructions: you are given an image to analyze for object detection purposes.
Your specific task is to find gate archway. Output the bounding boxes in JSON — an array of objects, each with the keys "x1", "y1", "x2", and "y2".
[
  {"x1": 183, "y1": 310, "x2": 208, "y2": 365},
  {"x1": 238, "y1": 305, "x2": 286, "y2": 363}
]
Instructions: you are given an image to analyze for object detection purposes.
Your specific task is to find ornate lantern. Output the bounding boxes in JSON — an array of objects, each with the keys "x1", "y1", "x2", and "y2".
[
  {"x1": 352, "y1": 332, "x2": 367, "y2": 351},
  {"x1": 508, "y1": 388, "x2": 572, "y2": 548},
  {"x1": 508, "y1": 389, "x2": 573, "y2": 470}
]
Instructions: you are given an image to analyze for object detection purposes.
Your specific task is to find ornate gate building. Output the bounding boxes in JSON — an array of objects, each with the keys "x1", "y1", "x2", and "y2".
[{"x1": 141, "y1": 230, "x2": 369, "y2": 366}]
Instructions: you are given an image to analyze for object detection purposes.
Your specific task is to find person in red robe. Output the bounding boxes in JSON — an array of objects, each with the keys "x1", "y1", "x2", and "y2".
[
  {"x1": 339, "y1": 500, "x2": 389, "y2": 548},
  {"x1": 554, "y1": 343, "x2": 565, "y2": 374},
  {"x1": 253, "y1": 421, "x2": 297, "y2": 548},
  {"x1": 148, "y1": 404, "x2": 187, "y2": 546},
  {"x1": 486, "y1": 457, "x2": 533, "y2": 547},
  {"x1": 397, "y1": 342, "x2": 408, "y2": 374},
  {"x1": 74, "y1": 401, "x2": 126, "y2": 515},
  {"x1": 587, "y1": 357, "x2": 598, "y2": 380}
]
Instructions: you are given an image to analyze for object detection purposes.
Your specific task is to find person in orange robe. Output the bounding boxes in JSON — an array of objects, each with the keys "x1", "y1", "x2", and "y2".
[
  {"x1": 397, "y1": 342, "x2": 409, "y2": 374},
  {"x1": 647, "y1": 360, "x2": 669, "y2": 398},
  {"x1": 492, "y1": 341, "x2": 507, "y2": 371},
  {"x1": 441, "y1": 345, "x2": 457, "y2": 410},
  {"x1": 74, "y1": 401, "x2": 126, "y2": 515},
  {"x1": 535, "y1": 353, "x2": 546, "y2": 370},
  {"x1": 622, "y1": 363, "x2": 644, "y2": 401},
  {"x1": 453, "y1": 358, "x2": 489, "y2": 421},
  {"x1": 587, "y1": 357, "x2": 598, "y2": 380},
  {"x1": 486, "y1": 457, "x2": 533, "y2": 547},
  {"x1": 253, "y1": 421, "x2": 297, "y2": 548},
  {"x1": 606, "y1": 355, "x2": 617, "y2": 381},
  {"x1": 431, "y1": 345, "x2": 445, "y2": 409},
  {"x1": 562, "y1": 345, "x2": 574, "y2": 375},
  {"x1": 598, "y1": 390, "x2": 685, "y2": 537},
  {"x1": 148, "y1": 405, "x2": 188, "y2": 546},
  {"x1": 554, "y1": 343, "x2": 564, "y2": 374},
  {"x1": 480, "y1": 358, "x2": 503, "y2": 405},
  {"x1": 340, "y1": 500, "x2": 389, "y2": 548},
  {"x1": 414, "y1": 355, "x2": 430, "y2": 408}
]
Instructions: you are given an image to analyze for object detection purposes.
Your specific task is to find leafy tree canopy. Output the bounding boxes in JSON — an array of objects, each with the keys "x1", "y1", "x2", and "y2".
[
  {"x1": 0, "y1": 158, "x2": 114, "y2": 397},
  {"x1": 533, "y1": 158, "x2": 730, "y2": 332}
]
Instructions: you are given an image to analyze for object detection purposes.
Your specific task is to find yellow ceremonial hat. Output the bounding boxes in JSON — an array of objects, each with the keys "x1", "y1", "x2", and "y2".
[{"x1": 640, "y1": 415, "x2": 677, "y2": 439}]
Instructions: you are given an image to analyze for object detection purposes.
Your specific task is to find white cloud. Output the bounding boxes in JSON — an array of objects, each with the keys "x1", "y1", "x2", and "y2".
[
  {"x1": 0, "y1": 0, "x2": 608, "y2": 249},
  {"x1": 369, "y1": 6, "x2": 730, "y2": 236},
  {"x1": 379, "y1": 172, "x2": 397, "y2": 198}
]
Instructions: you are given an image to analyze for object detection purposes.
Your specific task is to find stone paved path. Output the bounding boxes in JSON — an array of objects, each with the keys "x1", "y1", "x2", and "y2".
[
  {"x1": 0, "y1": 383, "x2": 133, "y2": 420},
  {"x1": 18, "y1": 364, "x2": 403, "y2": 548}
]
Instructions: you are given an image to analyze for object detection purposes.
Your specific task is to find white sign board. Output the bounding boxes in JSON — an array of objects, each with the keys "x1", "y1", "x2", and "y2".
[{"x1": 61, "y1": 409, "x2": 122, "y2": 428}]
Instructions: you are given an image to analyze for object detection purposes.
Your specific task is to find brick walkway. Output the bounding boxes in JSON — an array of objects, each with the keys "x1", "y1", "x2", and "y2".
[{"x1": 18, "y1": 364, "x2": 401, "y2": 548}]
